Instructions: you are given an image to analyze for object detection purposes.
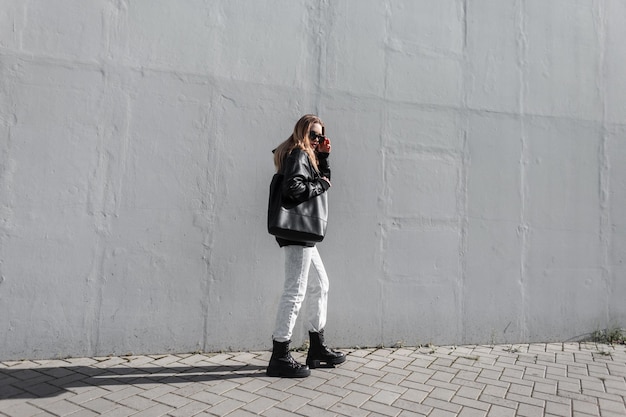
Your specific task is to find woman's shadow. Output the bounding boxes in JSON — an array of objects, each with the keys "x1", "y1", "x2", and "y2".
[{"x1": 0, "y1": 363, "x2": 268, "y2": 400}]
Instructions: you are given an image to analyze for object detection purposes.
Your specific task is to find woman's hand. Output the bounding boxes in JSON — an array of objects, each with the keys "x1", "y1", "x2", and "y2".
[{"x1": 317, "y1": 137, "x2": 331, "y2": 153}]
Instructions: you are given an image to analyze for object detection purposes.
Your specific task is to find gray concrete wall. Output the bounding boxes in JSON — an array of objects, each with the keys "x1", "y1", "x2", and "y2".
[{"x1": 0, "y1": 0, "x2": 624, "y2": 360}]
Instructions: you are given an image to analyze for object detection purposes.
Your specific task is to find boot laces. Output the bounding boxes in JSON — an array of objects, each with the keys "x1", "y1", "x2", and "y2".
[{"x1": 281, "y1": 352, "x2": 303, "y2": 369}]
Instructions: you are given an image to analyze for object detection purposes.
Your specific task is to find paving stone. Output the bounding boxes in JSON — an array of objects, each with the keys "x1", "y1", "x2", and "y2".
[
  {"x1": 426, "y1": 378, "x2": 462, "y2": 392},
  {"x1": 540, "y1": 386, "x2": 576, "y2": 404},
  {"x1": 456, "y1": 385, "x2": 483, "y2": 400},
  {"x1": 0, "y1": 344, "x2": 623, "y2": 417},
  {"x1": 329, "y1": 402, "x2": 370, "y2": 417},
  {"x1": 205, "y1": 398, "x2": 246, "y2": 416},
  {"x1": 281, "y1": 385, "x2": 319, "y2": 400},
  {"x1": 381, "y1": 371, "x2": 409, "y2": 385},
  {"x1": 398, "y1": 411, "x2": 429, "y2": 417},
  {"x1": 487, "y1": 404, "x2": 516, "y2": 417},
  {"x1": 360, "y1": 399, "x2": 403, "y2": 416},
  {"x1": 517, "y1": 402, "x2": 544, "y2": 417},
  {"x1": 341, "y1": 391, "x2": 371, "y2": 407},
  {"x1": 153, "y1": 392, "x2": 191, "y2": 408},
  {"x1": 428, "y1": 386, "x2": 456, "y2": 402},
  {"x1": 476, "y1": 376, "x2": 509, "y2": 389},
  {"x1": 359, "y1": 366, "x2": 387, "y2": 379},
  {"x1": 422, "y1": 397, "x2": 463, "y2": 414},
  {"x1": 370, "y1": 388, "x2": 402, "y2": 405},
  {"x1": 0, "y1": 385, "x2": 29, "y2": 400},
  {"x1": 116, "y1": 394, "x2": 161, "y2": 411},
  {"x1": 38, "y1": 399, "x2": 84, "y2": 416},
  {"x1": 452, "y1": 369, "x2": 480, "y2": 382},
  {"x1": 508, "y1": 382, "x2": 533, "y2": 396},
  {"x1": 598, "y1": 397, "x2": 626, "y2": 414},
  {"x1": 451, "y1": 377, "x2": 485, "y2": 391},
  {"x1": 137, "y1": 384, "x2": 177, "y2": 400},
  {"x1": 130, "y1": 404, "x2": 174, "y2": 417},
  {"x1": 373, "y1": 380, "x2": 409, "y2": 395},
  {"x1": 295, "y1": 375, "x2": 328, "y2": 390},
  {"x1": 479, "y1": 393, "x2": 518, "y2": 410},
  {"x1": 251, "y1": 387, "x2": 291, "y2": 402},
  {"x1": 399, "y1": 379, "x2": 434, "y2": 392},
  {"x1": 256, "y1": 407, "x2": 296, "y2": 417},
  {"x1": 502, "y1": 367, "x2": 524, "y2": 379},
  {"x1": 64, "y1": 409, "x2": 99, "y2": 417},
  {"x1": 66, "y1": 387, "x2": 112, "y2": 404},
  {"x1": 457, "y1": 407, "x2": 488, "y2": 417},
  {"x1": 481, "y1": 385, "x2": 508, "y2": 398},
  {"x1": 306, "y1": 392, "x2": 341, "y2": 410},
  {"x1": 544, "y1": 400, "x2": 571, "y2": 416},
  {"x1": 165, "y1": 400, "x2": 210, "y2": 417},
  {"x1": 403, "y1": 369, "x2": 432, "y2": 384},
  {"x1": 353, "y1": 373, "x2": 380, "y2": 387},
  {"x1": 344, "y1": 382, "x2": 379, "y2": 395},
  {"x1": 450, "y1": 395, "x2": 490, "y2": 412},
  {"x1": 94, "y1": 406, "x2": 137, "y2": 417},
  {"x1": 0, "y1": 402, "x2": 42, "y2": 417},
  {"x1": 571, "y1": 399, "x2": 599, "y2": 415},
  {"x1": 557, "y1": 379, "x2": 582, "y2": 393},
  {"x1": 581, "y1": 388, "x2": 624, "y2": 402},
  {"x1": 506, "y1": 392, "x2": 544, "y2": 407},
  {"x1": 93, "y1": 358, "x2": 127, "y2": 368},
  {"x1": 80, "y1": 397, "x2": 119, "y2": 414},
  {"x1": 294, "y1": 404, "x2": 337, "y2": 417},
  {"x1": 316, "y1": 382, "x2": 351, "y2": 397},
  {"x1": 428, "y1": 408, "x2": 458, "y2": 417},
  {"x1": 102, "y1": 385, "x2": 144, "y2": 402},
  {"x1": 399, "y1": 388, "x2": 428, "y2": 403},
  {"x1": 533, "y1": 381, "x2": 557, "y2": 395}
]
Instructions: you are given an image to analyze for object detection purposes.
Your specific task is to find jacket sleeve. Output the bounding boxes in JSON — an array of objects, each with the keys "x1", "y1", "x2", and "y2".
[
  {"x1": 317, "y1": 151, "x2": 331, "y2": 180},
  {"x1": 282, "y1": 150, "x2": 330, "y2": 203}
]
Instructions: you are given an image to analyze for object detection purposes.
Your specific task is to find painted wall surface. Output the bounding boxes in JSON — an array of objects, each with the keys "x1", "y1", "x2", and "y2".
[{"x1": 0, "y1": 1, "x2": 625, "y2": 360}]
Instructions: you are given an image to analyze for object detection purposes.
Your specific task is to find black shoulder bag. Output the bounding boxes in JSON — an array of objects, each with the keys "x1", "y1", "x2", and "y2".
[{"x1": 267, "y1": 173, "x2": 328, "y2": 243}]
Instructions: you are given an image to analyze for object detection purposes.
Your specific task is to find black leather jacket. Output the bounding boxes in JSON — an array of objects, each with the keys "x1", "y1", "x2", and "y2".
[{"x1": 277, "y1": 149, "x2": 331, "y2": 247}]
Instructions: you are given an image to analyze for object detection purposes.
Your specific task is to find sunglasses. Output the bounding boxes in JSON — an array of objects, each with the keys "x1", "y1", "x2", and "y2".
[{"x1": 309, "y1": 131, "x2": 326, "y2": 142}]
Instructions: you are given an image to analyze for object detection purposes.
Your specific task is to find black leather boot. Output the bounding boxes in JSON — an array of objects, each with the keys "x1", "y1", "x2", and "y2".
[
  {"x1": 306, "y1": 330, "x2": 346, "y2": 369},
  {"x1": 266, "y1": 340, "x2": 311, "y2": 378}
]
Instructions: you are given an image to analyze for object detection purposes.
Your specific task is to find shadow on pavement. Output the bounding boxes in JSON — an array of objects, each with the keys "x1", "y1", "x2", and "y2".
[{"x1": 0, "y1": 364, "x2": 268, "y2": 400}]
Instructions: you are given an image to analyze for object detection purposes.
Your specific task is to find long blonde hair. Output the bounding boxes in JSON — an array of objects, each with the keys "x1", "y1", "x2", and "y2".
[{"x1": 273, "y1": 114, "x2": 324, "y2": 172}]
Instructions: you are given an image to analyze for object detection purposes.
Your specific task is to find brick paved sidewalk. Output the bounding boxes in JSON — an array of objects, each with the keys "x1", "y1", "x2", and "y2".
[{"x1": 1, "y1": 343, "x2": 625, "y2": 417}]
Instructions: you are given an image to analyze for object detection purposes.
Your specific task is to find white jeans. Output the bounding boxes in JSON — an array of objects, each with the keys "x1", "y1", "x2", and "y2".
[{"x1": 272, "y1": 246, "x2": 329, "y2": 342}]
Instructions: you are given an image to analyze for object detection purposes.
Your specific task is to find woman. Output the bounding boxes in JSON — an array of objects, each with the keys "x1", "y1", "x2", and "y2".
[{"x1": 267, "y1": 114, "x2": 346, "y2": 378}]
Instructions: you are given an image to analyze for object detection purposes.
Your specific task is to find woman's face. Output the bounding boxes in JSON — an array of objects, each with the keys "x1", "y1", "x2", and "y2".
[{"x1": 307, "y1": 123, "x2": 324, "y2": 149}]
